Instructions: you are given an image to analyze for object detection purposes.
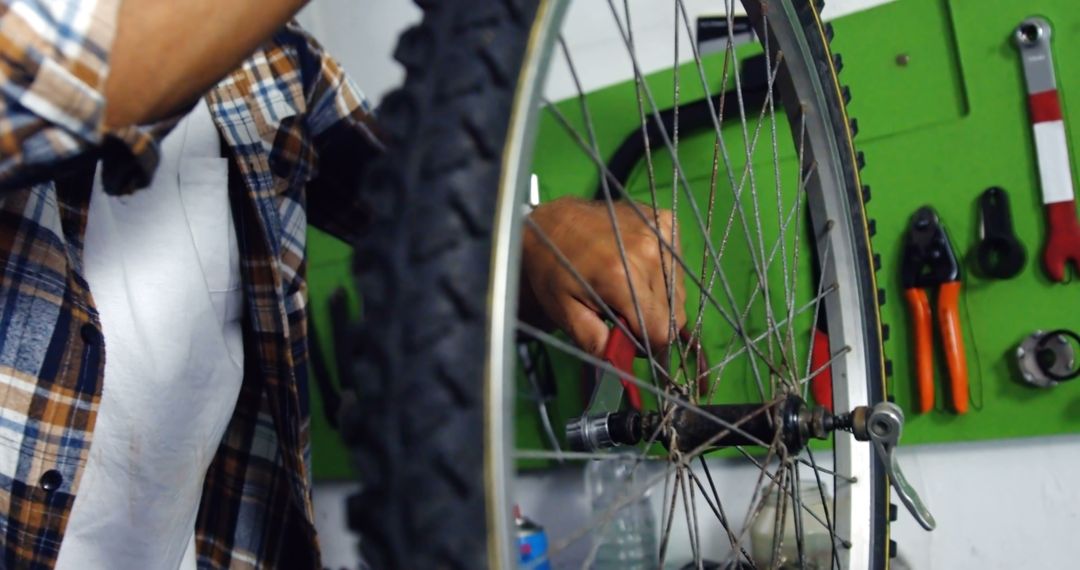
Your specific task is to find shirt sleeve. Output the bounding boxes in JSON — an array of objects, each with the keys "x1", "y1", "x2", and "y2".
[
  {"x1": 285, "y1": 22, "x2": 385, "y2": 243},
  {"x1": 0, "y1": 0, "x2": 167, "y2": 193}
]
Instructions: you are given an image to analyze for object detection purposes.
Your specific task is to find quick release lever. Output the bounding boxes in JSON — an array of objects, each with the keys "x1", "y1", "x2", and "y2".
[{"x1": 864, "y1": 403, "x2": 937, "y2": 531}]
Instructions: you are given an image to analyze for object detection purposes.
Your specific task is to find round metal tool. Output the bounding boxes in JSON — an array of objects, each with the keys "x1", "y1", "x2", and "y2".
[{"x1": 1016, "y1": 329, "x2": 1080, "y2": 387}]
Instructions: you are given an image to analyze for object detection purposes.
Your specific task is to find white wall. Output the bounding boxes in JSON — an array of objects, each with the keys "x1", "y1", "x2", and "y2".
[
  {"x1": 296, "y1": 0, "x2": 892, "y2": 106},
  {"x1": 316, "y1": 434, "x2": 1080, "y2": 568},
  {"x1": 296, "y1": 0, "x2": 421, "y2": 105},
  {"x1": 303, "y1": 1, "x2": 1080, "y2": 568}
]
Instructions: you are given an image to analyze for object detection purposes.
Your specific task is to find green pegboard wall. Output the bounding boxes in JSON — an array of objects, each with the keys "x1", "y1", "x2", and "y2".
[
  {"x1": 306, "y1": 230, "x2": 358, "y2": 479},
  {"x1": 839, "y1": 0, "x2": 1080, "y2": 443},
  {"x1": 306, "y1": 0, "x2": 1080, "y2": 477},
  {"x1": 524, "y1": 0, "x2": 1080, "y2": 448}
]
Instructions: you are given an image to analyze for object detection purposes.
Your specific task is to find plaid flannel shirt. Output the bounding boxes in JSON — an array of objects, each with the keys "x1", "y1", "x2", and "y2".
[{"x1": 0, "y1": 1, "x2": 382, "y2": 567}]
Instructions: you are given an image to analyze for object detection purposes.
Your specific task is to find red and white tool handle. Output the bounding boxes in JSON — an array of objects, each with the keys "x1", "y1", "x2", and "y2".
[{"x1": 1015, "y1": 17, "x2": 1080, "y2": 282}]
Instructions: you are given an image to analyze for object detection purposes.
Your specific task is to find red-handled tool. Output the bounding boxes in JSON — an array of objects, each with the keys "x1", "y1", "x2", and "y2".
[
  {"x1": 602, "y1": 323, "x2": 710, "y2": 409},
  {"x1": 566, "y1": 321, "x2": 710, "y2": 451},
  {"x1": 602, "y1": 324, "x2": 642, "y2": 410},
  {"x1": 807, "y1": 213, "x2": 835, "y2": 412},
  {"x1": 1015, "y1": 17, "x2": 1080, "y2": 282},
  {"x1": 900, "y1": 207, "x2": 969, "y2": 414},
  {"x1": 809, "y1": 321, "x2": 833, "y2": 412}
]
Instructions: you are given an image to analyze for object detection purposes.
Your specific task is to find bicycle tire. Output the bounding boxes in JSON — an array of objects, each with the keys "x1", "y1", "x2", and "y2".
[{"x1": 343, "y1": 1, "x2": 891, "y2": 568}]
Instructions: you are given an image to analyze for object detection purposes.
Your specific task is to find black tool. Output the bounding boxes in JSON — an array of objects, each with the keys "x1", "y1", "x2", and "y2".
[{"x1": 974, "y1": 187, "x2": 1026, "y2": 279}]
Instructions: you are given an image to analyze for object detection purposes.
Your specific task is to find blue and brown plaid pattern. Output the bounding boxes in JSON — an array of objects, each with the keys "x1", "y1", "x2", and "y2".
[{"x1": 0, "y1": 3, "x2": 381, "y2": 566}]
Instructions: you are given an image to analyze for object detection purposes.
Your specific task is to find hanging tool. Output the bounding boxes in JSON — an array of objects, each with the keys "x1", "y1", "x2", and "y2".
[
  {"x1": 1014, "y1": 17, "x2": 1080, "y2": 282},
  {"x1": 1016, "y1": 329, "x2": 1080, "y2": 388},
  {"x1": 806, "y1": 207, "x2": 834, "y2": 412},
  {"x1": 901, "y1": 207, "x2": 970, "y2": 414},
  {"x1": 809, "y1": 313, "x2": 834, "y2": 412},
  {"x1": 974, "y1": 187, "x2": 1026, "y2": 279}
]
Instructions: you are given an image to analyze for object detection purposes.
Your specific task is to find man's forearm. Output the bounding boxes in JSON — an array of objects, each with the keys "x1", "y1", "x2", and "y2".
[{"x1": 104, "y1": 0, "x2": 307, "y2": 128}]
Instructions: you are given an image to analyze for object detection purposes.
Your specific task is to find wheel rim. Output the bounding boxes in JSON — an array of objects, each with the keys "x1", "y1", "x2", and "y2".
[{"x1": 485, "y1": 1, "x2": 887, "y2": 567}]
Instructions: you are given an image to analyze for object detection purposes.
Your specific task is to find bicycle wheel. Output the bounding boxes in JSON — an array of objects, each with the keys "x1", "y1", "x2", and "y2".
[{"x1": 344, "y1": 0, "x2": 890, "y2": 568}]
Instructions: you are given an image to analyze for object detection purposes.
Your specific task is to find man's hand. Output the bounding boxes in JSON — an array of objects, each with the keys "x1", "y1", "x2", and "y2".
[{"x1": 521, "y1": 197, "x2": 687, "y2": 357}]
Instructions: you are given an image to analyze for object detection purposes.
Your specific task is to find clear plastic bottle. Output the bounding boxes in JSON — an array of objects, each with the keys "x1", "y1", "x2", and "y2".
[
  {"x1": 749, "y1": 480, "x2": 834, "y2": 569},
  {"x1": 584, "y1": 452, "x2": 658, "y2": 569}
]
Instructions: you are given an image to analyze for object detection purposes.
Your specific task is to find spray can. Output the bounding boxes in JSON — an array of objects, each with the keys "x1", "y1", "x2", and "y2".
[{"x1": 514, "y1": 505, "x2": 550, "y2": 570}]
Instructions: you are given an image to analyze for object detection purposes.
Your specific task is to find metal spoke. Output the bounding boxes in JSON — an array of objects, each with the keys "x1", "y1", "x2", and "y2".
[
  {"x1": 795, "y1": 457, "x2": 858, "y2": 484},
  {"x1": 556, "y1": 36, "x2": 664, "y2": 390},
  {"x1": 602, "y1": 0, "x2": 781, "y2": 395},
  {"x1": 666, "y1": 49, "x2": 800, "y2": 400},
  {"x1": 702, "y1": 173, "x2": 820, "y2": 402},
  {"x1": 657, "y1": 462, "x2": 680, "y2": 568},
  {"x1": 767, "y1": 13, "x2": 801, "y2": 378},
  {"x1": 678, "y1": 463, "x2": 703, "y2": 568},
  {"x1": 790, "y1": 461, "x2": 809, "y2": 568},
  {"x1": 514, "y1": 332, "x2": 793, "y2": 561},
  {"x1": 518, "y1": 321, "x2": 775, "y2": 448},
  {"x1": 556, "y1": 2, "x2": 785, "y2": 392},
  {"x1": 691, "y1": 458, "x2": 755, "y2": 566},
  {"x1": 683, "y1": 3, "x2": 740, "y2": 363},
  {"x1": 804, "y1": 445, "x2": 843, "y2": 568},
  {"x1": 550, "y1": 439, "x2": 781, "y2": 566},
  {"x1": 732, "y1": 448, "x2": 854, "y2": 551},
  {"x1": 725, "y1": 431, "x2": 788, "y2": 567},
  {"x1": 618, "y1": 0, "x2": 695, "y2": 383},
  {"x1": 543, "y1": 403, "x2": 786, "y2": 561},
  {"x1": 718, "y1": 2, "x2": 787, "y2": 371},
  {"x1": 777, "y1": 113, "x2": 809, "y2": 382},
  {"x1": 700, "y1": 284, "x2": 837, "y2": 383},
  {"x1": 541, "y1": 101, "x2": 784, "y2": 385},
  {"x1": 768, "y1": 458, "x2": 790, "y2": 568},
  {"x1": 715, "y1": 1, "x2": 782, "y2": 376},
  {"x1": 678, "y1": 60, "x2": 793, "y2": 391},
  {"x1": 523, "y1": 218, "x2": 674, "y2": 385},
  {"x1": 666, "y1": 0, "x2": 685, "y2": 386},
  {"x1": 803, "y1": 227, "x2": 835, "y2": 400},
  {"x1": 797, "y1": 346, "x2": 853, "y2": 387},
  {"x1": 672, "y1": 0, "x2": 792, "y2": 368}
]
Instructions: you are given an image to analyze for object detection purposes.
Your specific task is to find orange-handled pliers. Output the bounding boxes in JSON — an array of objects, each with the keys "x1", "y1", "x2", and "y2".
[{"x1": 900, "y1": 207, "x2": 969, "y2": 414}]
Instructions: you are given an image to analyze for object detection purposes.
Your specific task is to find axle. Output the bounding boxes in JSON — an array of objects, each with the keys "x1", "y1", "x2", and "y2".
[{"x1": 566, "y1": 395, "x2": 870, "y2": 455}]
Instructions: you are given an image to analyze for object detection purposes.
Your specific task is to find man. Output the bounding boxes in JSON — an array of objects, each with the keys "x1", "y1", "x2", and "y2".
[{"x1": 0, "y1": 0, "x2": 685, "y2": 567}]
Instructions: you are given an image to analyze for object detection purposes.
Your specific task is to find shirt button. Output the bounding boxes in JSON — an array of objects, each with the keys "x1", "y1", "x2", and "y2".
[
  {"x1": 39, "y1": 469, "x2": 63, "y2": 492},
  {"x1": 80, "y1": 323, "x2": 102, "y2": 346}
]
